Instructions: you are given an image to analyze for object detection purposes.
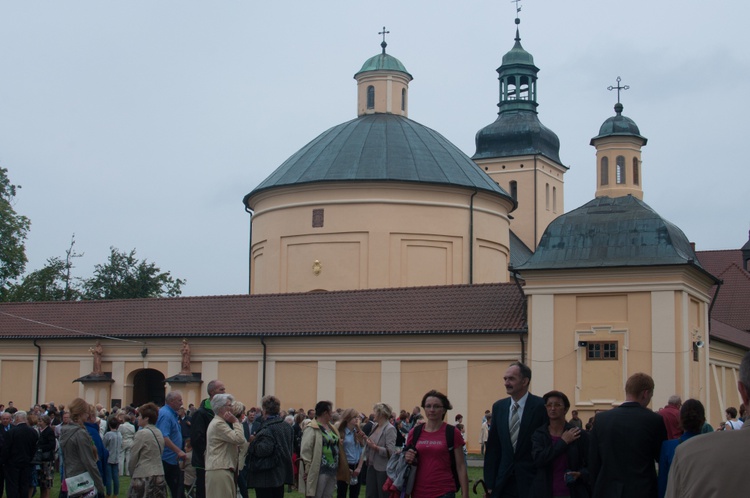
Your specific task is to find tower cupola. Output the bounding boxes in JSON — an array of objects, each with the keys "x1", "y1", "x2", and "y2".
[
  {"x1": 354, "y1": 28, "x2": 413, "y2": 117},
  {"x1": 591, "y1": 78, "x2": 648, "y2": 200}
]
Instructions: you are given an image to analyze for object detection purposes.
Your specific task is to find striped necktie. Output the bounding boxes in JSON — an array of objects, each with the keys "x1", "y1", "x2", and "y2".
[{"x1": 509, "y1": 402, "x2": 520, "y2": 450}]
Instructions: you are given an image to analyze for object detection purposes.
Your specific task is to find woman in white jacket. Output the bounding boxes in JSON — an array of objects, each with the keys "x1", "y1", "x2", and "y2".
[{"x1": 205, "y1": 394, "x2": 248, "y2": 497}]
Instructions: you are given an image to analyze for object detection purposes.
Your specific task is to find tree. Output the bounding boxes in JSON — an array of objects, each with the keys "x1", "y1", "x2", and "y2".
[
  {"x1": 82, "y1": 247, "x2": 185, "y2": 299},
  {"x1": 0, "y1": 167, "x2": 31, "y2": 299},
  {"x1": 6, "y1": 235, "x2": 83, "y2": 301}
]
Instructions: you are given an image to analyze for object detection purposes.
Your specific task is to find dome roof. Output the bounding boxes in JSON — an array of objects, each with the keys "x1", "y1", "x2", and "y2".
[
  {"x1": 245, "y1": 114, "x2": 513, "y2": 207},
  {"x1": 502, "y1": 36, "x2": 535, "y2": 66},
  {"x1": 354, "y1": 52, "x2": 412, "y2": 79},
  {"x1": 590, "y1": 103, "x2": 647, "y2": 144},
  {"x1": 473, "y1": 110, "x2": 563, "y2": 163},
  {"x1": 515, "y1": 195, "x2": 709, "y2": 273}
]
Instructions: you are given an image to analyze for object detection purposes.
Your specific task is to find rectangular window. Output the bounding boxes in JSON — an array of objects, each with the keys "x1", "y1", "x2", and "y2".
[
  {"x1": 587, "y1": 341, "x2": 618, "y2": 360},
  {"x1": 312, "y1": 209, "x2": 324, "y2": 228}
]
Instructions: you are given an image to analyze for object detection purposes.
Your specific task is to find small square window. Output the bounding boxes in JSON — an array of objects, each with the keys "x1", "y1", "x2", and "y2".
[{"x1": 587, "y1": 341, "x2": 618, "y2": 360}]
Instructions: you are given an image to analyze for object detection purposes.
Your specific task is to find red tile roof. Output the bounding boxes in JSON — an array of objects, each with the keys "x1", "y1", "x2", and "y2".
[
  {"x1": 697, "y1": 249, "x2": 750, "y2": 334},
  {"x1": 0, "y1": 284, "x2": 526, "y2": 340},
  {"x1": 710, "y1": 319, "x2": 750, "y2": 349}
]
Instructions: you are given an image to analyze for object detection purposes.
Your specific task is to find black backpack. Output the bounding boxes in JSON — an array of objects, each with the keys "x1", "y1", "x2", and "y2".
[{"x1": 411, "y1": 423, "x2": 460, "y2": 490}]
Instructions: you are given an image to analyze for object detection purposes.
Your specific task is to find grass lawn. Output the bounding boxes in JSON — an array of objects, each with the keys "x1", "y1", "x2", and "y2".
[{"x1": 46, "y1": 466, "x2": 486, "y2": 497}]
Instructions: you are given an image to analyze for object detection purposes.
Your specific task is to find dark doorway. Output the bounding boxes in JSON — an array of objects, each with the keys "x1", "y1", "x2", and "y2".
[{"x1": 132, "y1": 369, "x2": 166, "y2": 407}]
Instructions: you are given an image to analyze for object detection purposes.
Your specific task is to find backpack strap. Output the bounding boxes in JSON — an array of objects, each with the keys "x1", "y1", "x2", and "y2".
[{"x1": 445, "y1": 424, "x2": 460, "y2": 491}]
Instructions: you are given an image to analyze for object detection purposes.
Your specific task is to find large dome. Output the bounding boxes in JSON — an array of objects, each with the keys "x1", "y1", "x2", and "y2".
[{"x1": 245, "y1": 113, "x2": 514, "y2": 207}]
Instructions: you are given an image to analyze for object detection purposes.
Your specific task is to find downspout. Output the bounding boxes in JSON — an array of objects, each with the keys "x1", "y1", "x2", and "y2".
[
  {"x1": 469, "y1": 190, "x2": 478, "y2": 284},
  {"x1": 33, "y1": 339, "x2": 41, "y2": 405},
  {"x1": 245, "y1": 206, "x2": 254, "y2": 294},
  {"x1": 260, "y1": 336, "x2": 267, "y2": 397},
  {"x1": 512, "y1": 271, "x2": 528, "y2": 364}
]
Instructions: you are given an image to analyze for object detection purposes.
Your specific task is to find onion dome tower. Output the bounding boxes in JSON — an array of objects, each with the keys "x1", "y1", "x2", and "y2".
[
  {"x1": 472, "y1": 16, "x2": 567, "y2": 251},
  {"x1": 243, "y1": 33, "x2": 516, "y2": 294},
  {"x1": 590, "y1": 79, "x2": 648, "y2": 200}
]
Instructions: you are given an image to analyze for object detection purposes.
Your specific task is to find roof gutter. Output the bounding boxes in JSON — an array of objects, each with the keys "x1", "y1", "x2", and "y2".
[{"x1": 512, "y1": 271, "x2": 528, "y2": 364}]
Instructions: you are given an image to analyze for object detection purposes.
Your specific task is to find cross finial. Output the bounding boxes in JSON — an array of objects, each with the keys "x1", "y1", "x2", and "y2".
[
  {"x1": 607, "y1": 76, "x2": 630, "y2": 104},
  {"x1": 379, "y1": 26, "x2": 390, "y2": 54}
]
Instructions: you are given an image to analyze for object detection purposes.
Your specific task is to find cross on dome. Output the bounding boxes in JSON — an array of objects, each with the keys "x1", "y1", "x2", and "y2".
[
  {"x1": 607, "y1": 76, "x2": 630, "y2": 104},
  {"x1": 379, "y1": 26, "x2": 390, "y2": 54}
]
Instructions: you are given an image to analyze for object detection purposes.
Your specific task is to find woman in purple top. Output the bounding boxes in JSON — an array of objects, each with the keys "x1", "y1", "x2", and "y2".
[{"x1": 531, "y1": 391, "x2": 590, "y2": 498}]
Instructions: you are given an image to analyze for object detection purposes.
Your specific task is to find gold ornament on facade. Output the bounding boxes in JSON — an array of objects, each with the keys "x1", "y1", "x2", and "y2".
[{"x1": 312, "y1": 260, "x2": 322, "y2": 276}]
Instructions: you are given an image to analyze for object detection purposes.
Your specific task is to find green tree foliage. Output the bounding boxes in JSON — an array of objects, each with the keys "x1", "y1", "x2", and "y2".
[
  {"x1": 6, "y1": 236, "x2": 83, "y2": 301},
  {"x1": 0, "y1": 167, "x2": 31, "y2": 299},
  {"x1": 83, "y1": 247, "x2": 185, "y2": 299}
]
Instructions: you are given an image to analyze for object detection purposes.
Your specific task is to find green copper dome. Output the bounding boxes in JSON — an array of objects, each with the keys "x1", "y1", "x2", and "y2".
[
  {"x1": 590, "y1": 103, "x2": 647, "y2": 144},
  {"x1": 501, "y1": 29, "x2": 535, "y2": 66},
  {"x1": 354, "y1": 52, "x2": 412, "y2": 79},
  {"x1": 515, "y1": 195, "x2": 707, "y2": 272},
  {"x1": 244, "y1": 114, "x2": 514, "y2": 208}
]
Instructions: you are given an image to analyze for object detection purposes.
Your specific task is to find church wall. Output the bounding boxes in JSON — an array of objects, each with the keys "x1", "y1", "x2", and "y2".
[
  {"x1": 0, "y1": 359, "x2": 34, "y2": 409},
  {"x1": 218, "y1": 361, "x2": 259, "y2": 411},
  {"x1": 707, "y1": 341, "x2": 745, "y2": 428},
  {"x1": 593, "y1": 136, "x2": 644, "y2": 200},
  {"x1": 43, "y1": 361, "x2": 81, "y2": 406},
  {"x1": 274, "y1": 361, "x2": 318, "y2": 411},
  {"x1": 249, "y1": 183, "x2": 511, "y2": 293},
  {"x1": 526, "y1": 266, "x2": 717, "y2": 425},
  {"x1": 475, "y1": 155, "x2": 565, "y2": 250}
]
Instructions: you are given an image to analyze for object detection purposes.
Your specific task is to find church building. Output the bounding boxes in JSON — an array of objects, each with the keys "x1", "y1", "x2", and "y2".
[{"x1": 1, "y1": 17, "x2": 747, "y2": 449}]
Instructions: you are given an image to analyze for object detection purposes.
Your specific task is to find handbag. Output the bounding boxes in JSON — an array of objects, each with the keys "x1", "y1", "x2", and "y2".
[
  {"x1": 30, "y1": 447, "x2": 54, "y2": 465},
  {"x1": 65, "y1": 471, "x2": 96, "y2": 497}
]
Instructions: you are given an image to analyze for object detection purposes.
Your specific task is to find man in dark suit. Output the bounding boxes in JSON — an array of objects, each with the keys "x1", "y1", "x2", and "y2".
[
  {"x1": 0, "y1": 411, "x2": 12, "y2": 498},
  {"x1": 1, "y1": 411, "x2": 38, "y2": 498},
  {"x1": 484, "y1": 362, "x2": 547, "y2": 498},
  {"x1": 589, "y1": 372, "x2": 667, "y2": 498}
]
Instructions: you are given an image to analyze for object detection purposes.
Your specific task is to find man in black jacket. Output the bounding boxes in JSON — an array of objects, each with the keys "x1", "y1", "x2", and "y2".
[
  {"x1": 189, "y1": 379, "x2": 225, "y2": 498},
  {"x1": 1, "y1": 412, "x2": 38, "y2": 498},
  {"x1": 0, "y1": 411, "x2": 12, "y2": 498}
]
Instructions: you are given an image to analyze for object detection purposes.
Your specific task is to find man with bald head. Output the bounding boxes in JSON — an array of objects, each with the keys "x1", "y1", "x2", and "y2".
[{"x1": 190, "y1": 379, "x2": 226, "y2": 498}]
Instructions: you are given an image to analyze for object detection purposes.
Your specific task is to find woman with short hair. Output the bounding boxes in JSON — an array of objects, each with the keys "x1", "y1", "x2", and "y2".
[
  {"x1": 205, "y1": 394, "x2": 248, "y2": 497},
  {"x1": 59, "y1": 398, "x2": 106, "y2": 498},
  {"x1": 128, "y1": 402, "x2": 166, "y2": 498},
  {"x1": 658, "y1": 399, "x2": 705, "y2": 498},
  {"x1": 300, "y1": 401, "x2": 349, "y2": 498},
  {"x1": 247, "y1": 395, "x2": 294, "y2": 498}
]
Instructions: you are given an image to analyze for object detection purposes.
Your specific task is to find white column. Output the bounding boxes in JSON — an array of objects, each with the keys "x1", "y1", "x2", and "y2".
[
  {"x1": 447, "y1": 360, "x2": 468, "y2": 422},
  {"x1": 529, "y1": 294, "x2": 555, "y2": 394},
  {"x1": 318, "y1": 361, "x2": 336, "y2": 404},
  {"x1": 651, "y1": 291, "x2": 676, "y2": 404},
  {"x1": 381, "y1": 360, "x2": 400, "y2": 411}
]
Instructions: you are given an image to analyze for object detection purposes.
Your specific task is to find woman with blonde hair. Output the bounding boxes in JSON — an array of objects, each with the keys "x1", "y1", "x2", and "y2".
[
  {"x1": 59, "y1": 398, "x2": 105, "y2": 498},
  {"x1": 364, "y1": 403, "x2": 396, "y2": 498},
  {"x1": 128, "y1": 402, "x2": 166, "y2": 498},
  {"x1": 205, "y1": 394, "x2": 248, "y2": 497}
]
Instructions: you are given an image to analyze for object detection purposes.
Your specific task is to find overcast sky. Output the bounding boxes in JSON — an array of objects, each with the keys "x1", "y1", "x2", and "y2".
[{"x1": 2, "y1": 1, "x2": 748, "y2": 297}]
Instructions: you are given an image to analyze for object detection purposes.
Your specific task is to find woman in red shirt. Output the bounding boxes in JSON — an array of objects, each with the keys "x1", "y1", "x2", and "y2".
[{"x1": 404, "y1": 390, "x2": 469, "y2": 498}]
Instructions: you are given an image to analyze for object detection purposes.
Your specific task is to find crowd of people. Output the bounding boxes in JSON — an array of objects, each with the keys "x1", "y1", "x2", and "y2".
[{"x1": 0, "y1": 352, "x2": 749, "y2": 498}]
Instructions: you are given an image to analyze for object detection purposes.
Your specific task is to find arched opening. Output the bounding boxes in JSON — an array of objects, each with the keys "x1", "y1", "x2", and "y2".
[
  {"x1": 401, "y1": 88, "x2": 406, "y2": 111},
  {"x1": 131, "y1": 369, "x2": 165, "y2": 407},
  {"x1": 367, "y1": 86, "x2": 375, "y2": 109},
  {"x1": 633, "y1": 158, "x2": 639, "y2": 185},
  {"x1": 600, "y1": 157, "x2": 609, "y2": 185},
  {"x1": 616, "y1": 156, "x2": 626, "y2": 184}
]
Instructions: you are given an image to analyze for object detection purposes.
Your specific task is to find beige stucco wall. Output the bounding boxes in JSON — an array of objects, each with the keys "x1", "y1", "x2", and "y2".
[
  {"x1": 355, "y1": 72, "x2": 410, "y2": 117},
  {"x1": 475, "y1": 154, "x2": 566, "y2": 250},
  {"x1": 708, "y1": 341, "x2": 745, "y2": 428},
  {"x1": 248, "y1": 183, "x2": 513, "y2": 294},
  {"x1": 525, "y1": 265, "x2": 716, "y2": 424}
]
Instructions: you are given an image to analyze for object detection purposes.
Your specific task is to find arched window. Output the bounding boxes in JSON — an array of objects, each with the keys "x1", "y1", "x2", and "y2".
[
  {"x1": 616, "y1": 156, "x2": 626, "y2": 184},
  {"x1": 600, "y1": 157, "x2": 609, "y2": 185},
  {"x1": 509, "y1": 180, "x2": 518, "y2": 201},
  {"x1": 401, "y1": 88, "x2": 406, "y2": 111},
  {"x1": 553, "y1": 186, "x2": 557, "y2": 213},
  {"x1": 633, "y1": 158, "x2": 639, "y2": 185},
  {"x1": 367, "y1": 86, "x2": 375, "y2": 109}
]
